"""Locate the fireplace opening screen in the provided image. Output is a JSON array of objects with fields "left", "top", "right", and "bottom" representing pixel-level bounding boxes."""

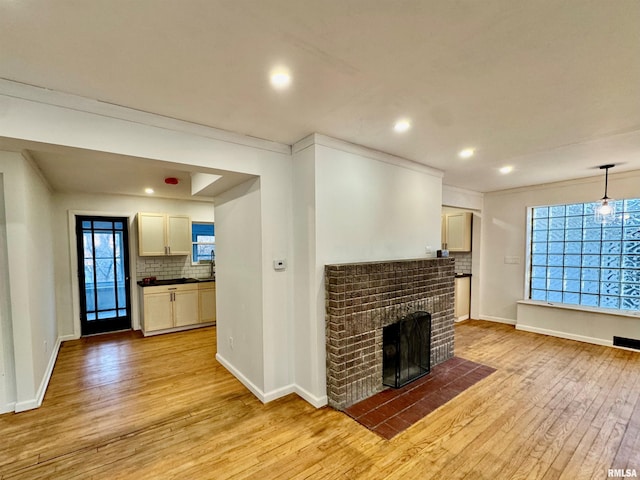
[{"left": 382, "top": 311, "right": 432, "bottom": 388}]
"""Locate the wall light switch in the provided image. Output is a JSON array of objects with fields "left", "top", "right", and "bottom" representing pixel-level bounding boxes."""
[{"left": 273, "top": 259, "right": 287, "bottom": 271}]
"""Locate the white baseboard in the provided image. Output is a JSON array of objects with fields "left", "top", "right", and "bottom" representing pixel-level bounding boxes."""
[
  {"left": 294, "top": 385, "right": 328, "bottom": 408},
  {"left": 515, "top": 324, "right": 612, "bottom": 347},
  {"left": 215, "top": 353, "right": 328, "bottom": 408},
  {"left": 15, "top": 335, "right": 63, "bottom": 413},
  {"left": 479, "top": 315, "right": 517, "bottom": 325},
  {"left": 0, "top": 401, "right": 16, "bottom": 414},
  {"left": 263, "top": 384, "right": 296, "bottom": 403},
  {"left": 215, "top": 353, "right": 268, "bottom": 403},
  {"left": 455, "top": 314, "right": 470, "bottom": 322}
]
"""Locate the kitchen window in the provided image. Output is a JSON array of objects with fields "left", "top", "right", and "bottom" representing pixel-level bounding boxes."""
[
  {"left": 192, "top": 222, "right": 215, "bottom": 264},
  {"left": 528, "top": 198, "right": 640, "bottom": 311}
]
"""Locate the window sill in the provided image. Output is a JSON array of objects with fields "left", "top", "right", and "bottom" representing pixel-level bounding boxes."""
[{"left": 517, "top": 299, "right": 640, "bottom": 319}]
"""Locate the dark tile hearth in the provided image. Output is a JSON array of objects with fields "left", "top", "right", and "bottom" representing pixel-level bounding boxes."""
[{"left": 344, "top": 357, "right": 496, "bottom": 440}]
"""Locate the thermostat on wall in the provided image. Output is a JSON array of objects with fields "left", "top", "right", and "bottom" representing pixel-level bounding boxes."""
[{"left": 273, "top": 259, "right": 287, "bottom": 271}]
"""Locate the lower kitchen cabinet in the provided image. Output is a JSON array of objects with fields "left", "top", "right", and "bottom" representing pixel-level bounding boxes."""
[
  {"left": 140, "top": 282, "right": 215, "bottom": 335},
  {"left": 142, "top": 289, "right": 175, "bottom": 331},
  {"left": 174, "top": 287, "right": 199, "bottom": 327},
  {"left": 454, "top": 275, "right": 471, "bottom": 321},
  {"left": 198, "top": 282, "right": 216, "bottom": 324}
]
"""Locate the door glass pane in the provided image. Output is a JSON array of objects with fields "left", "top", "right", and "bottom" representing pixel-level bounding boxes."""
[
  {"left": 116, "top": 257, "right": 126, "bottom": 309},
  {"left": 83, "top": 232, "right": 93, "bottom": 258},
  {"left": 98, "top": 310, "right": 117, "bottom": 319},
  {"left": 96, "top": 257, "right": 116, "bottom": 311},
  {"left": 115, "top": 231, "right": 123, "bottom": 257},
  {"left": 84, "top": 258, "right": 95, "bottom": 313},
  {"left": 94, "top": 232, "right": 114, "bottom": 260}
]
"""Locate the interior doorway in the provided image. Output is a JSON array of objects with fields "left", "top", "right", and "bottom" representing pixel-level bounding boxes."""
[{"left": 76, "top": 216, "right": 132, "bottom": 335}]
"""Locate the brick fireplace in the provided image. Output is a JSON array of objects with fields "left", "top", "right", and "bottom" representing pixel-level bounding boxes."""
[{"left": 325, "top": 258, "right": 455, "bottom": 410}]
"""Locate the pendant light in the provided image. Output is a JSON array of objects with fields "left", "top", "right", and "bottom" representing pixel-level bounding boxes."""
[{"left": 595, "top": 164, "right": 615, "bottom": 224}]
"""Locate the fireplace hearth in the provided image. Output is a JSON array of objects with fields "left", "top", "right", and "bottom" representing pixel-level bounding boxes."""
[
  {"left": 325, "top": 258, "right": 455, "bottom": 410},
  {"left": 383, "top": 311, "right": 432, "bottom": 388}
]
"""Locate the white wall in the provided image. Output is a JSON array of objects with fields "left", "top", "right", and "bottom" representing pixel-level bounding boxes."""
[
  {"left": 291, "top": 142, "right": 318, "bottom": 404},
  {"left": 442, "top": 184, "right": 484, "bottom": 211},
  {"left": 292, "top": 135, "right": 444, "bottom": 405},
  {"left": 315, "top": 143, "right": 443, "bottom": 263},
  {"left": 517, "top": 302, "right": 640, "bottom": 347},
  {"left": 52, "top": 191, "right": 215, "bottom": 338},
  {"left": 481, "top": 169, "right": 640, "bottom": 327},
  {"left": 0, "top": 151, "right": 57, "bottom": 412},
  {"left": 0, "top": 173, "right": 17, "bottom": 413},
  {"left": 214, "top": 178, "right": 264, "bottom": 394}
]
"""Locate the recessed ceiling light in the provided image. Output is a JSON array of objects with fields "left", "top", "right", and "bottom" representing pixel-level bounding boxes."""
[
  {"left": 145, "top": 188, "right": 154, "bottom": 194},
  {"left": 459, "top": 148, "right": 475, "bottom": 159},
  {"left": 270, "top": 69, "right": 292, "bottom": 90},
  {"left": 393, "top": 119, "right": 411, "bottom": 133},
  {"left": 499, "top": 166, "right": 513, "bottom": 174}
]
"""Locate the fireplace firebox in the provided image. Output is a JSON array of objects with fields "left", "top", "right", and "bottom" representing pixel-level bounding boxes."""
[{"left": 383, "top": 311, "right": 432, "bottom": 388}]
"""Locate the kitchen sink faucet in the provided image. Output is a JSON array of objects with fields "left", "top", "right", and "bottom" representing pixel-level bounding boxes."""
[{"left": 210, "top": 249, "right": 215, "bottom": 279}]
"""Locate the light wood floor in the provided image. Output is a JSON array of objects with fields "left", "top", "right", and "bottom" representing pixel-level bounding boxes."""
[{"left": 1, "top": 321, "right": 639, "bottom": 479}]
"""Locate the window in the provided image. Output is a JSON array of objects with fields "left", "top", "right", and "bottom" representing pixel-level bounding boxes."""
[
  {"left": 192, "top": 222, "right": 215, "bottom": 264},
  {"left": 529, "top": 198, "right": 640, "bottom": 311}
]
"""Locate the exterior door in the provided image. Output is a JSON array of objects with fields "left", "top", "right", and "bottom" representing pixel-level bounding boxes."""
[{"left": 76, "top": 216, "right": 132, "bottom": 335}]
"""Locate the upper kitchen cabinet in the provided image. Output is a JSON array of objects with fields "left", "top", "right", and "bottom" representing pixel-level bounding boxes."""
[
  {"left": 443, "top": 212, "right": 472, "bottom": 252},
  {"left": 138, "top": 212, "right": 191, "bottom": 256}
]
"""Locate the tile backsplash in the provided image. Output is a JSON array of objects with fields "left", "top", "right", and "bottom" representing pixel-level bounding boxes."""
[
  {"left": 136, "top": 256, "right": 214, "bottom": 281},
  {"left": 450, "top": 251, "right": 472, "bottom": 275}
]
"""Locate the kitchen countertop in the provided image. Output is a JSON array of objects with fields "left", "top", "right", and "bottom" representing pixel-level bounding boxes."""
[{"left": 137, "top": 277, "right": 215, "bottom": 287}]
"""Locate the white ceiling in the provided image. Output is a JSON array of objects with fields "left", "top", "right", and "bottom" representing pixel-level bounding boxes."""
[
  {"left": 0, "top": 137, "right": 255, "bottom": 201},
  {"left": 28, "top": 148, "right": 255, "bottom": 201},
  {"left": 1, "top": 0, "right": 639, "bottom": 194}
]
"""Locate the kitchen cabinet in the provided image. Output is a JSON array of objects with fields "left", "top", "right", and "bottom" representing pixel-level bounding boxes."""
[
  {"left": 443, "top": 212, "right": 472, "bottom": 252},
  {"left": 454, "top": 275, "right": 471, "bottom": 321},
  {"left": 138, "top": 212, "right": 191, "bottom": 256},
  {"left": 198, "top": 282, "right": 216, "bottom": 324},
  {"left": 174, "top": 287, "right": 199, "bottom": 327},
  {"left": 140, "top": 283, "right": 200, "bottom": 335}
]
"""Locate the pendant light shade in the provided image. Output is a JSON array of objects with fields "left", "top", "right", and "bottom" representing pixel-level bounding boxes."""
[{"left": 595, "top": 164, "right": 616, "bottom": 224}]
